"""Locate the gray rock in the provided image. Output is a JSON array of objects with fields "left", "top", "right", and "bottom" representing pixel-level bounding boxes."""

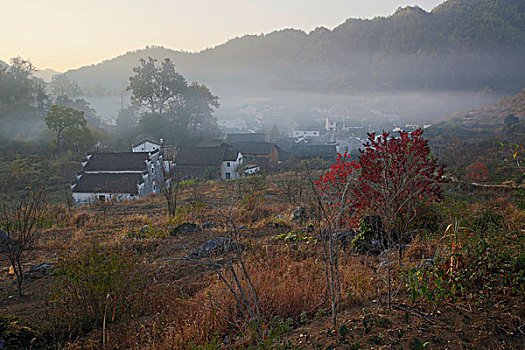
[
  {"left": 189, "top": 237, "right": 245, "bottom": 259},
  {"left": 0, "top": 229, "right": 16, "bottom": 253},
  {"left": 291, "top": 206, "right": 304, "bottom": 220},
  {"left": 202, "top": 222, "right": 217, "bottom": 229},
  {"left": 171, "top": 223, "right": 202, "bottom": 236},
  {"left": 140, "top": 225, "right": 149, "bottom": 233},
  {"left": 23, "top": 262, "right": 54, "bottom": 280}
]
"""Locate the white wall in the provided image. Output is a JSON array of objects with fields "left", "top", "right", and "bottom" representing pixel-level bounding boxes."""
[
  {"left": 72, "top": 192, "right": 136, "bottom": 205},
  {"left": 132, "top": 141, "right": 160, "bottom": 153},
  {"left": 221, "top": 153, "right": 243, "bottom": 180},
  {"left": 293, "top": 130, "right": 319, "bottom": 138}
]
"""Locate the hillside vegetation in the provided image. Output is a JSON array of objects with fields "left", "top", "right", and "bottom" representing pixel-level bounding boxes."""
[{"left": 66, "top": 0, "right": 525, "bottom": 94}]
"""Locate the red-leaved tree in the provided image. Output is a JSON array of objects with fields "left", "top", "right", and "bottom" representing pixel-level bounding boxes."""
[
  {"left": 466, "top": 162, "right": 489, "bottom": 182},
  {"left": 358, "top": 129, "right": 444, "bottom": 307}
]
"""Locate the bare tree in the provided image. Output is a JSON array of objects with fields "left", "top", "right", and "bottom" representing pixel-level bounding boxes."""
[
  {"left": 0, "top": 187, "right": 46, "bottom": 297},
  {"left": 168, "top": 180, "right": 261, "bottom": 327},
  {"left": 309, "top": 153, "right": 361, "bottom": 326},
  {"left": 159, "top": 143, "right": 182, "bottom": 216}
]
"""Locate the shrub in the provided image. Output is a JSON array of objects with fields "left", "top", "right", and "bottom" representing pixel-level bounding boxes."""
[
  {"left": 73, "top": 211, "right": 90, "bottom": 228},
  {"left": 47, "top": 245, "right": 148, "bottom": 342}
]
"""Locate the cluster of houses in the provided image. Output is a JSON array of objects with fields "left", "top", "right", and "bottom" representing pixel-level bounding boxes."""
[{"left": 71, "top": 129, "right": 345, "bottom": 205}]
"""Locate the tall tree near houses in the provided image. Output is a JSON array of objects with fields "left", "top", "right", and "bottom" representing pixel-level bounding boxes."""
[
  {"left": 127, "top": 57, "right": 186, "bottom": 114},
  {"left": 128, "top": 57, "right": 219, "bottom": 145},
  {"left": 46, "top": 105, "right": 87, "bottom": 154}
]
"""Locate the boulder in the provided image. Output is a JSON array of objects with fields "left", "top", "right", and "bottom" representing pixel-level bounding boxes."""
[
  {"left": 0, "top": 229, "right": 16, "bottom": 253},
  {"left": 202, "top": 222, "right": 217, "bottom": 229},
  {"left": 23, "top": 263, "right": 54, "bottom": 280},
  {"left": 189, "top": 237, "right": 245, "bottom": 259},
  {"left": 171, "top": 223, "right": 202, "bottom": 236},
  {"left": 291, "top": 206, "right": 304, "bottom": 220}
]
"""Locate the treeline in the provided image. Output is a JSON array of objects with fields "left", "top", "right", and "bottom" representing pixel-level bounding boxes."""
[{"left": 66, "top": 0, "right": 525, "bottom": 94}]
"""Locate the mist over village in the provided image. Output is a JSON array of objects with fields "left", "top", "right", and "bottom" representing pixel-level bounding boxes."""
[{"left": 0, "top": 0, "right": 524, "bottom": 349}]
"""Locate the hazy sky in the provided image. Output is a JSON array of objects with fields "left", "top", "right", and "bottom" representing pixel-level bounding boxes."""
[{"left": 1, "top": 0, "right": 444, "bottom": 71}]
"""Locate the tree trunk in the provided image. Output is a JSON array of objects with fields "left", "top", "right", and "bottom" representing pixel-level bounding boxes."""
[{"left": 56, "top": 129, "right": 63, "bottom": 155}]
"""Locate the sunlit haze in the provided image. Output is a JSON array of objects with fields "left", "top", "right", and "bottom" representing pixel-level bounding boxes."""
[{"left": 1, "top": 0, "right": 444, "bottom": 71}]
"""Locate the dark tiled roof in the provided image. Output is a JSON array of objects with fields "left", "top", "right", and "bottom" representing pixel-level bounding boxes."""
[
  {"left": 173, "top": 166, "right": 219, "bottom": 180},
  {"left": 73, "top": 173, "right": 144, "bottom": 194},
  {"left": 175, "top": 147, "right": 224, "bottom": 166},
  {"left": 233, "top": 142, "right": 277, "bottom": 156},
  {"left": 289, "top": 144, "right": 337, "bottom": 159},
  {"left": 84, "top": 152, "right": 149, "bottom": 172},
  {"left": 227, "top": 133, "right": 265, "bottom": 143},
  {"left": 195, "top": 139, "right": 232, "bottom": 148},
  {"left": 223, "top": 149, "right": 240, "bottom": 161}
]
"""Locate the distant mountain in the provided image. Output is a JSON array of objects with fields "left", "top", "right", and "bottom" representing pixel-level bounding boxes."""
[
  {"left": 65, "top": 0, "right": 524, "bottom": 96},
  {"left": 34, "top": 68, "right": 61, "bottom": 82}
]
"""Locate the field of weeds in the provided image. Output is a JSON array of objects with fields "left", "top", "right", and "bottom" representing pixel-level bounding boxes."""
[{"left": 0, "top": 176, "right": 524, "bottom": 349}]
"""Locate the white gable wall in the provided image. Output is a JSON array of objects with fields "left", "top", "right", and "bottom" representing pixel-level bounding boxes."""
[
  {"left": 221, "top": 153, "right": 243, "bottom": 180},
  {"left": 132, "top": 141, "right": 160, "bottom": 153}
]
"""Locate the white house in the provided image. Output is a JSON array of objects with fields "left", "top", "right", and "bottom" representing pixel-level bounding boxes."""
[
  {"left": 293, "top": 127, "right": 320, "bottom": 139},
  {"left": 72, "top": 151, "right": 164, "bottom": 205},
  {"left": 132, "top": 137, "right": 161, "bottom": 153},
  {"left": 325, "top": 117, "right": 337, "bottom": 132},
  {"left": 221, "top": 149, "right": 243, "bottom": 180}
]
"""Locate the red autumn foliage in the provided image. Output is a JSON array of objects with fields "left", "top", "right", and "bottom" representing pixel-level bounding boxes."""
[
  {"left": 466, "top": 162, "right": 489, "bottom": 181},
  {"left": 314, "top": 151, "right": 362, "bottom": 229},
  {"left": 316, "top": 129, "right": 445, "bottom": 238},
  {"left": 358, "top": 129, "right": 445, "bottom": 235}
]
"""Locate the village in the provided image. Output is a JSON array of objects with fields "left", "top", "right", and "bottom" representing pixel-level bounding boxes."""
[{"left": 72, "top": 114, "right": 431, "bottom": 205}]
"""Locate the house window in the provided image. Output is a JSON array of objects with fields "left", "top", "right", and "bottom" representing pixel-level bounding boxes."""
[
  {"left": 227, "top": 162, "right": 231, "bottom": 167},
  {"left": 226, "top": 172, "right": 231, "bottom": 179}
]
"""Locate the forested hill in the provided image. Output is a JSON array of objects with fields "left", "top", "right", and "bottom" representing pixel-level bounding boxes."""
[
  {"left": 427, "top": 88, "right": 525, "bottom": 142},
  {"left": 66, "top": 0, "right": 525, "bottom": 94}
]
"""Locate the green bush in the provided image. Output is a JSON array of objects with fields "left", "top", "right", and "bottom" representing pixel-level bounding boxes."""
[{"left": 47, "top": 245, "right": 148, "bottom": 342}]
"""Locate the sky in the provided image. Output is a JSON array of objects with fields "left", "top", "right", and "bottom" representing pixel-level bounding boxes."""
[{"left": 0, "top": 0, "right": 444, "bottom": 72}]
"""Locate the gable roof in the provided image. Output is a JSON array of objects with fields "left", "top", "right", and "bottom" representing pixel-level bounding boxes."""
[
  {"left": 72, "top": 173, "right": 144, "bottom": 194},
  {"left": 227, "top": 133, "right": 265, "bottom": 143},
  {"left": 233, "top": 142, "right": 278, "bottom": 156},
  {"left": 223, "top": 149, "right": 241, "bottom": 161},
  {"left": 175, "top": 147, "right": 224, "bottom": 166},
  {"left": 84, "top": 152, "right": 149, "bottom": 172},
  {"left": 132, "top": 136, "right": 160, "bottom": 148}
]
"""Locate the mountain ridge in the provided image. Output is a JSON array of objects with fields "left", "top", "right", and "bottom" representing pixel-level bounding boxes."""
[{"left": 64, "top": 0, "right": 524, "bottom": 98}]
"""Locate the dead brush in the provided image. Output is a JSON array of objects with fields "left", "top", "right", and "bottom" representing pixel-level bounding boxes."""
[
  {"left": 73, "top": 211, "right": 91, "bottom": 228},
  {"left": 126, "top": 214, "right": 150, "bottom": 227}
]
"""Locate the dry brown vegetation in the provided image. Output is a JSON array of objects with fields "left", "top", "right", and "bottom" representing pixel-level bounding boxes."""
[{"left": 0, "top": 177, "right": 524, "bottom": 349}]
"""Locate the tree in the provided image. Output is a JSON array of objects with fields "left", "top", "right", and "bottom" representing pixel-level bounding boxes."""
[
  {"left": 314, "top": 151, "right": 362, "bottom": 326},
  {"left": 49, "top": 74, "right": 82, "bottom": 99},
  {"left": 46, "top": 105, "right": 87, "bottom": 154},
  {"left": 269, "top": 124, "right": 280, "bottom": 142},
  {"left": 55, "top": 95, "right": 100, "bottom": 126},
  {"left": 127, "top": 57, "right": 186, "bottom": 114},
  {"left": 358, "top": 129, "right": 444, "bottom": 307},
  {"left": 166, "top": 82, "right": 220, "bottom": 144},
  {"left": 0, "top": 187, "right": 46, "bottom": 297},
  {"left": 127, "top": 57, "right": 219, "bottom": 145},
  {"left": 466, "top": 162, "right": 489, "bottom": 181}
]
